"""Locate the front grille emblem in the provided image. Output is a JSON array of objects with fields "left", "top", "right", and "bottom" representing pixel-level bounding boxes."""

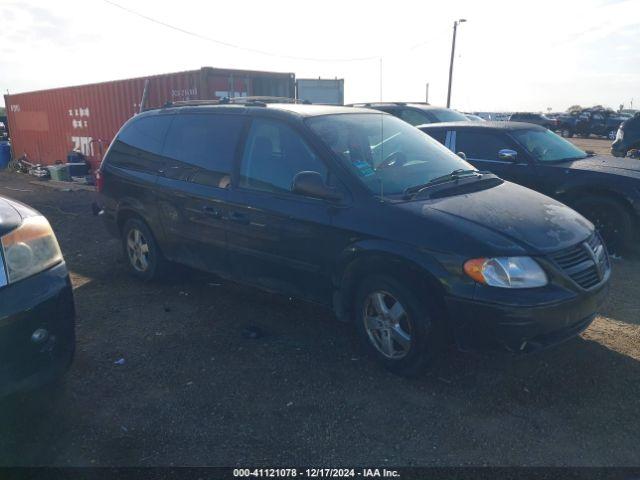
[{"left": 583, "top": 239, "right": 606, "bottom": 280}]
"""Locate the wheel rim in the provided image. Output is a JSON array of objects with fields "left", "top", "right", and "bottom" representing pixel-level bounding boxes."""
[
  {"left": 363, "top": 291, "right": 412, "bottom": 359},
  {"left": 126, "top": 228, "right": 151, "bottom": 272},
  {"left": 608, "top": 130, "right": 616, "bottom": 140}
]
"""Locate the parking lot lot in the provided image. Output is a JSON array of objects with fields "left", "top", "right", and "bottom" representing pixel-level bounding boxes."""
[
  {"left": 569, "top": 137, "right": 614, "bottom": 157},
  {"left": 0, "top": 168, "right": 639, "bottom": 466}
]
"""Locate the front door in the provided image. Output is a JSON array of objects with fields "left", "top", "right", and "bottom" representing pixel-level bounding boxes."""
[
  {"left": 450, "top": 129, "right": 537, "bottom": 189},
  {"left": 226, "top": 117, "right": 344, "bottom": 303}
]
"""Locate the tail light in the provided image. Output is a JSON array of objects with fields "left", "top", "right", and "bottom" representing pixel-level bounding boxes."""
[{"left": 95, "top": 169, "right": 104, "bottom": 193}]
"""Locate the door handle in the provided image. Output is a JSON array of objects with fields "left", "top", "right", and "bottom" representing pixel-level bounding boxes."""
[
  {"left": 228, "top": 211, "right": 250, "bottom": 224},
  {"left": 201, "top": 205, "right": 222, "bottom": 219}
]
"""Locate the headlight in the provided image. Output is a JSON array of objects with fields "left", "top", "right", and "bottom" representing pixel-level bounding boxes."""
[
  {"left": 1, "top": 216, "right": 63, "bottom": 284},
  {"left": 616, "top": 128, "right": 624, "bottom": 141},
  {"left": 464, "top": 256, "right": 548, "bottom": 288}
]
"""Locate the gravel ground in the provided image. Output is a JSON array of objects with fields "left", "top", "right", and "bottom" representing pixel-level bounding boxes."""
[
  {"left": 568, "top": 137, "right": 614, "bottom": 156},
  {"left": 0, "top": 170, "right": 639, "bottom": 467}
]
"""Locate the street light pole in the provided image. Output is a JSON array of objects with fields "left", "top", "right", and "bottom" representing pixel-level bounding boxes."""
[{"left": 446, "top": 18, "right": 466, "bottom": 108}]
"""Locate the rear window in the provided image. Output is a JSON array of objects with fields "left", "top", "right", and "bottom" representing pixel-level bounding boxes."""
[
  {"left": 117, "top": 115, "right": 172, "bottom": 155},
  {"left": 426, "top": 108, "right": 469, "bottom": 123}
]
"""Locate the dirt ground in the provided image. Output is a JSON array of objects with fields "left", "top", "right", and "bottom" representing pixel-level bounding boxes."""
[
  {"left": 568, "top": 137, "right": 613, "bottom": 156},
  {"left": 0, "top": 170, "right": 639, "bottom": 467}
]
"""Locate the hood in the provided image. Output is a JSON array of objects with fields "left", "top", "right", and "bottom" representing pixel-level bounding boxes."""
[
  {"left": 397, "top": 182, "right": 593, "bottom": 254},
  {"left": 555, "top": 155, "right": 640, "bottom": 180},
  {"left": 0, "top": 196, "right": 24, "bottom": 237}
]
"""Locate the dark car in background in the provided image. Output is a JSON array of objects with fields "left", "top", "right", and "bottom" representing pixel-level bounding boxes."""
[
  {"left": 347, "top": 102, "right": 470, "bottom": 126},
  {"left": 612, "top": 113, "right": 640, "bottom": 158},
  {"left": 0, "top": 196, "right": 75, "bottom": 397},
  {"left": 558, "top": 109, "right": 625, "bottom": 140},
  {"left": 419, "top": 121, "right": 640, "bottom": 253},
  {"left": 98, "top": 102, "right": 609, "bottom": 376},
  {"left": 508, "top": 112, "right": 556, "bottom": 129}
]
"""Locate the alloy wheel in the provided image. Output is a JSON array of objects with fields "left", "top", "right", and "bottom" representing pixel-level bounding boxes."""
[
  {"left": 126, "top": 228, "right": 151, "bottom": 272},
  {"left": 362, "top": 291, "right": 412, "bottom": 359}
]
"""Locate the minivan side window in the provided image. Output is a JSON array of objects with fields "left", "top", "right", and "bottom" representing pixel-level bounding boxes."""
[
  {"left": 239, "top": 118, "right": 327, "bottom": 194},
  {"left": 111, "top": 115, "right": 173, "bottom": 172},
  {"left": 162, "top": 113, "right": 244, "bottom": 188},
  {"left": 455, "top": 131, "right": 517, "bottom": 161}
]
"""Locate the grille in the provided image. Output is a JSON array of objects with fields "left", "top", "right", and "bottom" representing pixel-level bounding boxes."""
[{"left": 549, "top": 234, "right": 609, "bottom": 289}]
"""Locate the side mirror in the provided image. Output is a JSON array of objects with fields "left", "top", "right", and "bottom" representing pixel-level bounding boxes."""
[
  {"left": 498, "top": 149, "right": 518, "bottom": 162},
  {"left": 456, "top": 151, "right": 467, "bottom": 161},
  {"left": 291, "top": 171, "right": 343, "bottom": 202}
]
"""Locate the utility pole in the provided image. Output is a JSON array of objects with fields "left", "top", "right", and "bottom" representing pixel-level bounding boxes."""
[
  {"left": 425, "top": 83, "right": 429, "bottom": 103},
  {"left": 446, "top": 19, "right": 466, "bottom": 108}
]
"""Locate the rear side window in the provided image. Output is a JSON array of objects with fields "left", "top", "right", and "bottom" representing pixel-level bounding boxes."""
[
  {"left": 118, "top": 115, "right": 172, "bottom": 155},
  {"left": 455, "top": 131, "right": 516, "bottom": 161},
  {"left": 162, "top": 113, "right": 245, "bottom": 187}
]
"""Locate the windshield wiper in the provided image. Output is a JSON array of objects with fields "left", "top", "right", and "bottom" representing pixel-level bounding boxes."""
[{"left": 403, "top": 169, "right": 485, "bottom": 198}]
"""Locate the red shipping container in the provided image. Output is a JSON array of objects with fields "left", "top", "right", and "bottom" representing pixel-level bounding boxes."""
[{"left": 4, "top": 67, "right": 295, "bottom": 169}]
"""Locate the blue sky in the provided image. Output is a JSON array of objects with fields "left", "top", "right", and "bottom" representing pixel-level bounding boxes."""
[{"left": 1, "top": 0, "right": 638, "bottom": 111}]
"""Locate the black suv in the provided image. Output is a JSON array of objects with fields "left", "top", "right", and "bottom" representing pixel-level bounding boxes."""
[
  {"left": 558, "top": 109, "right": 625, "bottom": 140},
  {"left": 611, "top": 113, "right": 640, "bottom": 158},
  {"left": 348, "top": 102, "right": 469, "bottom": 126},
  {"left": 508, "top": 112, "right": 556, "bottom": 129},
  {"left": 418, "top": 121, "right": 640, "bottom": 253},
  {"left": 98, "top": 103, "right": 610, "bottom": 376}
]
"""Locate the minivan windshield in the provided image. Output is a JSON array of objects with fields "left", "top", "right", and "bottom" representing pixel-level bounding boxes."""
[
  {"left": 511, "top": 128, "right": 588, "bottom": 162},
  {"left": 307, "top": 113, "right": 475, "bottom": 196}
]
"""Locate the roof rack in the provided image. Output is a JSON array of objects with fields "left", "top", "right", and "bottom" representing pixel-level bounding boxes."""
[
  {"left": 161, "top": 96, "right": 306, "bottom": 109},
  {"left": 348, "top": 101, "right": 431, "bottom": 107},
  {"left": 348, "top": 102, "right": 406, "bottom": 107}
]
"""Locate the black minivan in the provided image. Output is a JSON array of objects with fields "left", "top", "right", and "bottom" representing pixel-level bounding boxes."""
[{"left": 98, "top": 102, "right": 610, "bottom": 376}]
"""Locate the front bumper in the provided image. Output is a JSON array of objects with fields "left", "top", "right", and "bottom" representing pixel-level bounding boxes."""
[
  {"left": 445, "top": 279, "right": 609, "bottom": 353},
  {"left": 0, "top": 261, "right": 76, "bottom": 397}
]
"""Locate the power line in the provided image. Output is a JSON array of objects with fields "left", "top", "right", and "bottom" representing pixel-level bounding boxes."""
[{"left": 102, "top": 0, "right": 381, "bottom": 63}]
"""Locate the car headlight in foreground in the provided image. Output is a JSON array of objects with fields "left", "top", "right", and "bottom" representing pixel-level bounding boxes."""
[
  {"left": 1, "top": 216, "right": 63, "bottom": 284},
  {"left": 464, "top": 257, "right": 548, "bottom": 288}
]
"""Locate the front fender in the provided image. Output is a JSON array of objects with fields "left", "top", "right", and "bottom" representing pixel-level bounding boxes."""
[{"left": 331, "top": 238, "right": 477, "bottom": 321}]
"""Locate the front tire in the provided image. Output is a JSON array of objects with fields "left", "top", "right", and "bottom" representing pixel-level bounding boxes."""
[
  {"left": 571, "top": 195, "right": 635, "bottom": 254},
  {"left": 608, "top": 129, "right": 617, "bottom": 141},
  {"left": 353, "top": 274, "right": 444, "bottom": 377},
  {"left": 121, "top": 218, "right": 167, "bottom": 281}
]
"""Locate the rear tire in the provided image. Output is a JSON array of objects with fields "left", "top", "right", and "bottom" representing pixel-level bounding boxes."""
[
  {"left": 607, "top": 130, "right": 617, "bottom": 141},
  {"left": 121, "top": 218, "right": 167, "bottom": 281},
  {"left": 353, "top": 274, "right": 445, "bottom": 377},
  {"left": 571, "top": 195, "right": 635, "bottom": 254}
]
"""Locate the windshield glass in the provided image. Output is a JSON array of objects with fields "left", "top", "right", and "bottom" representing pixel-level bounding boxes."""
[
  {"left": 306, "top": 113, "right": 474, "bottom": 195},
  {"left": 428, "top": 108, "right": 469, "bottom": 123},
  {"left": 511, "top": 128, "right": 587, "bottom": 162}
]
